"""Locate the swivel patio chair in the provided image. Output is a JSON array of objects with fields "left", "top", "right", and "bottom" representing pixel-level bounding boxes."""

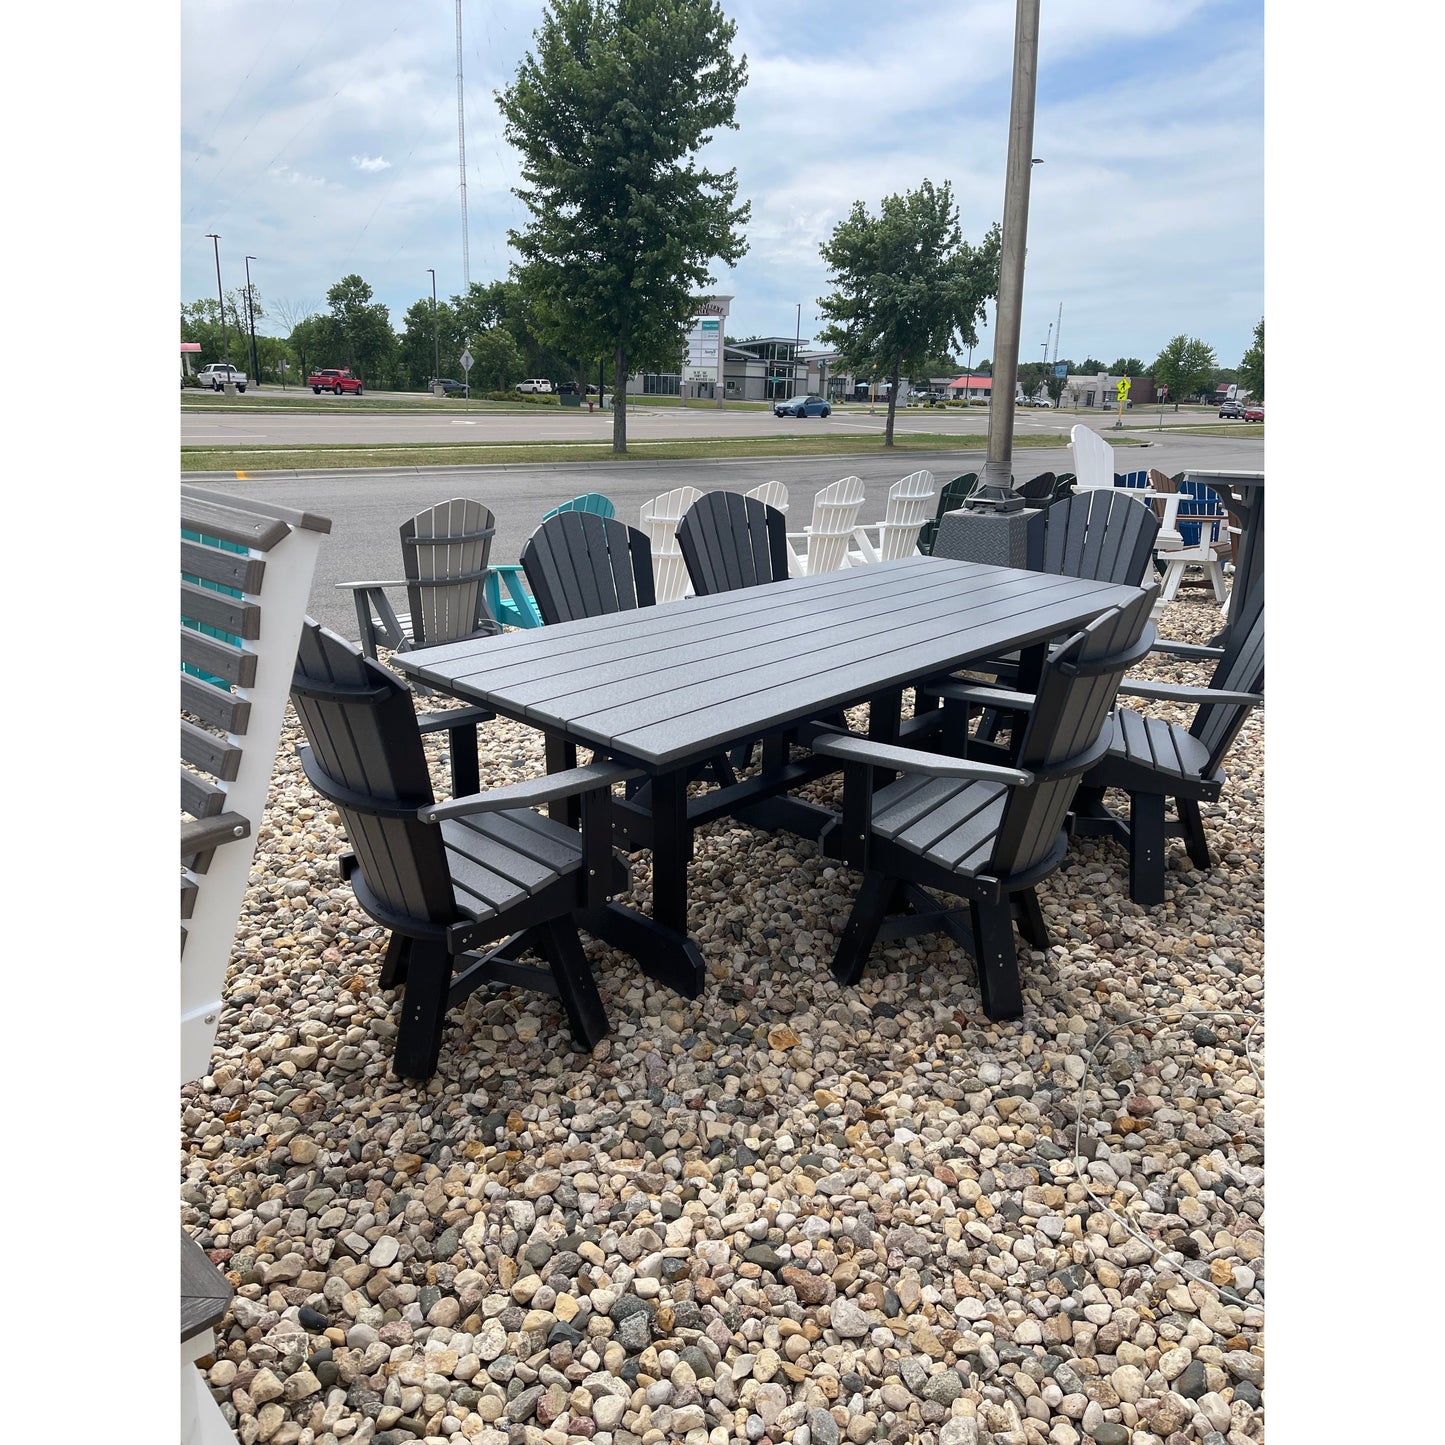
[
  {"left": 639, "top": 486, "right": 703, "bottom": 603},
  {"left": 1072, "top": 588, "right": 1263, "bottom": 904},
  {"left": 290, "top": 620, "right": 647, "bottom": 1079},
  {"left": 809, "top": 586, "right": 1156, "bottom": 1018}
]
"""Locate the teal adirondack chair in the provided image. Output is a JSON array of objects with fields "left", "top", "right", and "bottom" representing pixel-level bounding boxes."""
[{"left": 540, "top": 493, "right": 616, "bottom": 522}]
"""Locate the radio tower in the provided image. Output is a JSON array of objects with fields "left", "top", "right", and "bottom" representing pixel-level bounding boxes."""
[{"left": 455, "top": 0, "right": 471, "bottom": 289}]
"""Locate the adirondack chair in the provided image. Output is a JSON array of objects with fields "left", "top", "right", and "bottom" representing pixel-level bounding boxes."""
[
  {"left": 180, "top": 485, "right": 330, "bottom": 1445},
  {"left": 1069, "top": 424, "right": 1118, "bottom": 490},
  {"left": 808, "top": 586, "right": 1156, "bottom": 1018},
  {"left": 1114, "top": 469, "right": 1152, "bottom": 490},
  {"left": 1154, "top": 478, "right": 1232, "bottom": 603},
  {"left": 1050, "top": 472, "right": 1077, "bottom": 505},
  {"left": 785, "top": 475, "right": 866, "bottom": 576},
  {"left": 290, "top": 620, "right": 646, "bottom": 1079},
  {"left": 541, "top": 492, "right": 617, "bottom": 522},
  {"left": 1072, "top": 588, "right": 1263, "bottom": 904},
  {"left": 1015, "top": 471, "right": 1056, "bottom": 505},
  {"left": 678, "top": 491, "right": 791, "bottom": 595},
  {"left": 639, "top": 486, "right": 703, "bottom": 603},
  {"left": 336, "top": 498, "right": 508, "bottom": 658},
  {"left": 521, "top": 511, "right": 655, "bottom": 624},
  {"left": 917, "top": 473, "right": 979, "bottom": 555},
  {"left": 744, "top": 480, "right": 790, "bottom": 514},
  {"left": 849, "top": 469, "right": 937, "bottom": 564}
]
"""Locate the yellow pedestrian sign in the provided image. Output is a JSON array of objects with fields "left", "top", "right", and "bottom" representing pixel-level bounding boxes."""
[{"left": 1112, "top": 376, "right": 1131, "bottom": 429}]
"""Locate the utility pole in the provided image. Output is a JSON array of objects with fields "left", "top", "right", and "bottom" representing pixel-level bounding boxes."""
[
  {"left": 427, "top": 268, "right": 440, "bottom": 382},
  {"left": 982, "top": 0, "right": 1041, "bottom": 492},
  {"left": 244, "top": 255, "right": 260, "bottom": 386},
  {"left": 455, "top": 0, "right": 471, "bottom": 288},
  {"left": 793, "top": 302, "right": 802, "bottom": 398},
  {"left": 206, "top": 233, "right": 229, "bottom": 363}
]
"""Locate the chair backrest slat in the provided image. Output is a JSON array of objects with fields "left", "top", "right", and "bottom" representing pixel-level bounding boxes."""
[
  {"left": 401, "top": 499, "right": 498, "bottom": 647},
  {"left": 522, "top": 512, "right": 656, "bottom": 624},
  {"left": 678, "top": 492, "right": 790, "bottom": 596},
  {"left": 991, "top": 587, "right": 1156, "bottom": 876}
]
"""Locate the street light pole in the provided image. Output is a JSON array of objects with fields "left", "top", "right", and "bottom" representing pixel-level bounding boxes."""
[
  {"left": 244, "top": 255, "right": 260, "bottom": 387},
  {"left": 427, "top": 268, "right": 440, "bottom": 383},
  {"left": 793, "top": 302, "right": 801, "bottom": 398},
  {"left": 206, "top": 233, "right": 229, "bottom": 363},
  {"left": 982, "top": 0, "right": 1041, "bottom": 491}
]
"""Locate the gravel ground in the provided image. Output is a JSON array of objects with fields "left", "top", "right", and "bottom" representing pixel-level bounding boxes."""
[{"left": 181, "top": 587, "right": 1263, "bottom": 1445}]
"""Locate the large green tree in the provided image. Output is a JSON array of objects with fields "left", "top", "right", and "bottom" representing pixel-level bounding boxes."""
[
  {"left": 324, "top": 274, "right": 395, "bottom": 382},
  {"left": 817, "top": 180, "right": 1000, "bottom": 446},
  {"left": 1239, "top": 317, "right": 1264, "bottom": 400},
  {"left": 1152, "top": 334, "right": 1218, "bottom": 410},
  {"left": 497, "top": 0, "right": 750, "bottom": 453}
]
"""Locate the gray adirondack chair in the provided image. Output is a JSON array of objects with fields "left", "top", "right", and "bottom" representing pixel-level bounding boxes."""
[
  {"left": 677, "top": 491, "right": 791, "bottom": 595},
  {"left": 521, "top": 511, "right": 656, "bottom": 624},
  {"left": 1072, "top": 587, "right": 1264, "bottom": 904},
  {"left": 290, "top": 620, "right": 645, "bottom": 1080},
  {"left": 810, "top": 586, "right": 1157, "bottom": 1019},
  {"left": 337, "top": 498, "right": 501, "bottom": 660}
]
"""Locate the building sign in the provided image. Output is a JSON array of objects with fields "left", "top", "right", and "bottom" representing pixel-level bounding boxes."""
[{"left": 680, "top": 297, "right": 730, "bottom": 398}]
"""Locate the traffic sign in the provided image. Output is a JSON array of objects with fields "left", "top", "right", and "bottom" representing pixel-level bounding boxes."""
[
  {"left": 460, "top": 349, "right": 474, "bottom": 372},
  {"left": 1116, "top": 377, "right": 1131, "bottom": 398}
]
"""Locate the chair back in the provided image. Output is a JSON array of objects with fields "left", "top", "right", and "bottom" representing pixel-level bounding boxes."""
[
  {"left": 745, "top": 480, "right": 789, "bottom": 515},
  {"left": 1173, "top": 478, "right": 1229, "bottom": 551},
  {"left": 869, "top": 471, "right": 938, "bottom": 561},
  {"left": 640, "top": 486, "right": 703, "bottom": 602},
  {"left": 1050, "top": 473, "right": 1077, "bottom": 505},
  {"left": 991, "top": 586, "right": 1157, "bottom": 877},
  {"left": 1114, "top": 469, "right": 1151, "bottom": 490},
  {"left": 1068, "top": 424, "right": 1117, "bottom": 490},
  {"left": 1041, "top": 488, "right": 1161, "bottom": 585},
  {"left": 522, "top": 511, "right": 656, "bottom": 624},
  {"left": 918, "top": 473, "right": 979, "bottom": 554},
  {"left": 1190, "top": 588, "right": 1264, "bottom": 775},
  {"left": 678, "top": 491, "right": 790, "bottom": 595},
  {"left": 541, "top": 492, "right": 616, "bottom": 522},
  {"left": 290, "top": 621, "right": 458, "bottom": 928},
  {"left": 803, "top": 475, "right": 867, "bottom": 574},
  {"left": 1015, "top": 472, "right": 1055, "bottom": 504},
  {"left": 400, "top": 499, "right": 498, "bottom": 647}
]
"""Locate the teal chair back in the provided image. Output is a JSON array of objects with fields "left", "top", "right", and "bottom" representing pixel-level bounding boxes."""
[{"left": 542, "top": 493, "right": 616, "bottom": 522}]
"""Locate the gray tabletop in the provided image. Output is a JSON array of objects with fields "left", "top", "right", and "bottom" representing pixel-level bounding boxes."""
[{"left": 395, "top": 557, "right": 1145, "bottom": 769}]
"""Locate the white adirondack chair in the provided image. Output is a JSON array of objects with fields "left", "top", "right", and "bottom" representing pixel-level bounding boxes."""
[
  {"left": 745, "top": 480, "right": 790, "bottom": 515},
  {"left": 640, "top": 485, "right": 703, "bottom": 602},
  {"left": 786, "top": 475, "right": 866, "bottom": 576},
  {"left": 849, "top": 469, "right": 937, "bottom": 564},
  {"left": 1154, "top": 479, "right": 1231, "bottom": 605},
  {"left": 1069, "top": 424, "right": 1118, "bottom": 491}
]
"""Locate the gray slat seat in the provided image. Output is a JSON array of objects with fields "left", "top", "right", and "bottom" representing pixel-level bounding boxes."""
[
  {"left": 292, "top": 618, "right": 644, "bottom": 1080},
  {"left": 869, "top": 775, "right": 1009, "bottom": 872},
  {"left": 1073, "top": 586, "right": 1264, "bottom": 904}
]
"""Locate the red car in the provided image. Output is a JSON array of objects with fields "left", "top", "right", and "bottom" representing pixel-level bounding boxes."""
[
  {"left": 308, "top": 367, "right": 364, "bottom": 395},
  {"left": 1243, "top": 404, "right": 1264, "bottom": 421}
]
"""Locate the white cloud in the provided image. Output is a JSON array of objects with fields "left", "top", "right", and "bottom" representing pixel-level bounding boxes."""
[{"left": 352, "top": 155, "right": 392, "bottom": 172}]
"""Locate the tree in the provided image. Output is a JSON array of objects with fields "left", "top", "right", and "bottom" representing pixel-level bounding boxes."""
[
  {"left": 1110, "top": 357, "right": 1145, "bottom": 376},
  {"left": 324, "top": 274, "right": 395, "bottom": 382},
  {"left": 497, "top": 0, "right": 750, "bottom": 454},
  {"left": 1016, "top": 361, "right": 1051, "bottom": 403},
  {"left": 1077, "top": 356, "right": 1106, "bottom": 374},
  {"left": 817, "top": 179, "right": 1000, "bottom": 446},
  {"left": 1239, "top": 318, "right": 1263, "bottom": 400},
  {"left": 1151, "top": 335, "right": 1217, "bottom": 411}
]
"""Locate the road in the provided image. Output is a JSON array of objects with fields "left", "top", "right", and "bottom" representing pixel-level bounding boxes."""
[
  {"left": 190, "top": 431, "right": 1264, "bottom": 637},
  {"left": 180, "top": 400, "right": 1228, "bottom": 448}
]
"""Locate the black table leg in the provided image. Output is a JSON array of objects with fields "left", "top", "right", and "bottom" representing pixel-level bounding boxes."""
[
  {"left": 649, "top": 768, "right": 692, "bottom": 936},
  {"left": 545, "top": 731, "right": 580, "bottom": 825}
]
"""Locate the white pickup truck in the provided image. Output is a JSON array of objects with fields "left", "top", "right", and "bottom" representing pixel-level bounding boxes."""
[{"left": 196, "top": 363, "right": 248, "bottom": 392}]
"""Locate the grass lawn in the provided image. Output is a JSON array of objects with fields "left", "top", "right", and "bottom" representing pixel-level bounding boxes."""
[
  {"left": 1127, "top": 423, "right": 1265, "bottom": 439},
  {"left": 181, "top": 429, "right": 1148, "bottom": 475}
]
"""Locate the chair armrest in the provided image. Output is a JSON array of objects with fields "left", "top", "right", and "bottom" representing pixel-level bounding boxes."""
[
  {"left": 928, "top": 680, "right": 1038, "bottom": 712},
  {"left": 418, "top": 761, "right": 644, "bottom": 822},
  {"left": 1150, "top": 638, "right": 1225, "bottom": 660},
  {"left": 805, "top": 728, "right": 1032, "bottom": 786},
  {"left": 415, "top": 705, "right": 496, "bottom": 735},
  {"left": 1117, "top": 679, "right": 1262, "bottom": 706},
  {"left": 335, "top": 579, "right": 407, "bottom": 591}
]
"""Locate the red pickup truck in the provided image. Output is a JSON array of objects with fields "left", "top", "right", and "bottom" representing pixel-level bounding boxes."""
[{"left": 308, "top": 368, "right": 364, "bottom": 396}]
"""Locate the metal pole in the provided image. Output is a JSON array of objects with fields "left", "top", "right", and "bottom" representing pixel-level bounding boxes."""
[
  {"left": 206, "top": 233, "right": 229, "bottom": 363},
  {"left": 244, "top": 256, "right": 259, "bottom": 386},
  {"left": 794, "top": 302, "right": 801, "bottom": 398},
  {"left": 982, "top": 0, "right": 1041, "bottom": 492},
  {"left": 427, "top": 268, "right": 440, "bottom": 382}
]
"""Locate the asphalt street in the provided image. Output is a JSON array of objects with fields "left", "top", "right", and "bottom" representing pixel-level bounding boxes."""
[{"left": 190, "top": 430, "right": 1264, "bottom": 637}]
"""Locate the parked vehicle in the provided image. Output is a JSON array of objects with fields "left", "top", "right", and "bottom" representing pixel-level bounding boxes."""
[
  {"left": 516, "top": 378, "right": 554, "bottom": 394},
  {"left": 773, "top": 393, "right": 832, "bottom": 418},
  {"left": 197, "top": 363, "right": 247, "bottom": 392},
  {"left": 309, "top": 368, "right": 364, "bottom": 395},
  {"left": 429, "top": 378, "right": 466, "bottom": 394},
  {"left": 557, "top": 381, "right": 581, "bottom": 395},
  {"left": 1243, "top": 404, "right": 1264, "bottom": 422},
  {"left": 1219, "top": 400, "right": 1246, "bottom": 418}
]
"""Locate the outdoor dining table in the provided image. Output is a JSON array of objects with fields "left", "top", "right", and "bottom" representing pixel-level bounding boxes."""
[{"left": 393, "top": 556, "right": 1146, "bottom": 992}]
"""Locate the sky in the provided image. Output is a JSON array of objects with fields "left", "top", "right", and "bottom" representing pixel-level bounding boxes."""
[{"left": 179, "top": 0, "right": 1264, "bottom": 371}]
